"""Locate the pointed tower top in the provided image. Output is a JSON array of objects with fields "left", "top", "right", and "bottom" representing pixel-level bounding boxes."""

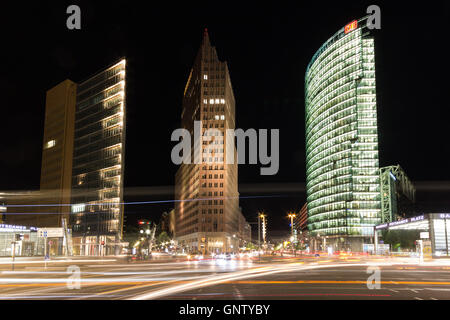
[{"left": 202, "top": 27, "right": 210, "bottom": 47}]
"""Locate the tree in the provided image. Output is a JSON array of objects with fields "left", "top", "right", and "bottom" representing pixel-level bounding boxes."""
[
  {"left": 157, "top": 231, "right": 170, "bottom": 245},
  {"left": 245, "top": 242, "right": 257, "bottom": 250},
  {"left": 381, "top": 229, "right": 420, "bottom": 251},
  {"left": 296, "top": 242, "right": 306, "bottom": 250}
]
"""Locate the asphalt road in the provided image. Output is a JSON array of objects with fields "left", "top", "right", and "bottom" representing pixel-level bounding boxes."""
[{"left": 0, "top": 255, "right": 449, "bottom": 300}]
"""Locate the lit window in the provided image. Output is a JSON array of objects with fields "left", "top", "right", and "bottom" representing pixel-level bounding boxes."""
[
  {"left": 203, "top": 74, "right": 208, "bottom": 80},
  {"left": 220, "top": 99, "right": 225, "bottom": 104},
  {"left": 45, "top": 140, "right": 56, "bottom": 149},
  {"left": 71, "top": 204, "right": 86, "bottom": 213},
  {"left": 220, "top": 115, "right": 225, "bottom": 120},
  {"left": 215, "top": 99, "right": 220, "bottom": 104},
  {"left": 203, "top": 99, "right": 208, "bottom": 104},
  {"left": 209, "top": 99, "right": 214, "bottom": 104},
  {"left": 215, "top": 115, "right": 220, "bottom": 120}
]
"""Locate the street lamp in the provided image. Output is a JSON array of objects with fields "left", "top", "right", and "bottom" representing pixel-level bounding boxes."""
[
  {"left": 258, "top": 213, "right": 266, "bottom": 259},
  {"left": 287, "top": 212, "right": 296, "bottom": 255},
  {"left": 258, "top": 213, "right": 267, "bottom": 252}
]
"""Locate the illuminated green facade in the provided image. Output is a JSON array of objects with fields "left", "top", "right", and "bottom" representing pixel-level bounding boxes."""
[{"left": 305, "top": 17, "right": 381, "bottom": 249}]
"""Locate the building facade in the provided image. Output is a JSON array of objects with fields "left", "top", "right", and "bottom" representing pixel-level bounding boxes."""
[
  {"left": 160, "top": 209, "right": 176, "bottom": 237},
  {"left": 4, "top": 60, "right": 127, "bottom": 256},
  {"left": 39, "top": 79, "right": 78, "bottom": 228},
  {"left": 175, "top": 30, "right": 247, "bottom": 254},
  {"left": 6, "top": 81, "right": 77, "bottom": 230},
  {"left": 294, "top": 203, "right": 308, "bottom": 232},
  {"left": 70, "top": 59, "right": 127, "bottom": 256},
  {"left": 305, "top": 17, "right": 381, "bottom": 251}
]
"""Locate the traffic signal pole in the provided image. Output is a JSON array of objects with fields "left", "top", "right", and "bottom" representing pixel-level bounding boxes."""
[{"left": 11, "top": 241, "right": 15, "bottom": 271}]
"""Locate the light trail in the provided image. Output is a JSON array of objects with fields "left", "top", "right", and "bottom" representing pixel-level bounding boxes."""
[
  {"left": 1, "top": 268, "right": 250, "bottom": 276},
  {"left": 130, "top": 261, "right": 450, "bottom": 300},
  {"left": 0, "top": 276, "right": 208, "bottom": 284},
  {"left": 2, "top": 195, "right": 284, "bottom": 209},
  {"left": 0, "top": 259, "right": 116, "bottom": 265}
]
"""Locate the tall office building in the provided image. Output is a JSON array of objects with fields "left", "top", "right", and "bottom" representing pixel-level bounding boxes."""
[
  {"left": 305, "top": 17, "right": 381, "bottom": 251},
  {"left": 6, "top": 80, "right": 77, "bottom": 229},
  {"left": 70, "top": 59, "right": 127, "bottom": 256},
  {"left": 40, "top": 79, "right": 78, "bottom": 227},
  {"left": 5, "top": 59, "right": 126, "bottom": 256},
  {"left": 175, "top": 30, "right": 248, "bottom": 254}
]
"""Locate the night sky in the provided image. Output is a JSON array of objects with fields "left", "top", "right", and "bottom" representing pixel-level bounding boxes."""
[{"left": 1, "top": 1, "right": 450, "bottom": 237}]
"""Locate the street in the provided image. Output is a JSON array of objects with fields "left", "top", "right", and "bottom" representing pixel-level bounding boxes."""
[{"left": 1, "top": 254, "right": 450, "bottom": 300}]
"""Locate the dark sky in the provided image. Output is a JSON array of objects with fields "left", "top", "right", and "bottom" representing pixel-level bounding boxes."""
[{"left": 1, "top": 1, "right": 450, "bottom": 236}]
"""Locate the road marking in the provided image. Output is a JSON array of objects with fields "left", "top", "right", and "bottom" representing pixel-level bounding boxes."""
[
  {"left": 233, "top": 285, "right": 243, "bottom": 300},
  {"left": 425, "top": 287, "right": 450, "bottom": 291},
  {"left": 79, "top": 281, "right": 168, "bottom": 299},
  {"left": 230, "top": 280, "right": 450, "bottom": 285},
  {"left": 431, "top": 297, "right": 438, "bottom": 300},
  {"left": 2, "top": 279, "right": 450, "bottom": 288},
  {"left": 414, "top": 297, "right": 423, "bottom": 300}
]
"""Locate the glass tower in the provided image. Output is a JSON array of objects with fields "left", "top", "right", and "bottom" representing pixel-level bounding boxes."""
[
  {"left": 305, "top": 17, "right": 381, "bottom": 250},
  {"left": 70, "top": 59, "right": 126, "bottom": 256}
]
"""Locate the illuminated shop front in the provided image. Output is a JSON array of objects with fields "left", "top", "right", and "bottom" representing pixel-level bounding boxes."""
[
  {"left": 0, "top": 224, "right": 42, "bottom": 256},
  {"left": 375, "top": 214, "right": 450, "bottom": 256}
]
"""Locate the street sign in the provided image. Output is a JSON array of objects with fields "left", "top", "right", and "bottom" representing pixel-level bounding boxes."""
[
  {"left": 423, "top": 240, "right": 432, "bottom": 259},
  {"left": 420, "top": 232, "right": 429, "bottom": 239},
  {"left": 38, "top": 228, "right": 64, "bottom": 238}
]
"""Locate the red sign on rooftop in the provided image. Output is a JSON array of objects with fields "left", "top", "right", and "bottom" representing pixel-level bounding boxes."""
[{"left": 344, "top": 20, "right": 358, "bottom": 34}]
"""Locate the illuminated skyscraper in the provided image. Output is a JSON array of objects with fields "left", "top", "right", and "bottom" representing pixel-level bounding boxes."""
[
  {"left": 70, "top": 59, "right": 127, "bottom": 256},
  {"left": 5, "top": 60, "right": 126, "bottom": 256},
  {"left": 175, "top": 30, "right": 249, "bottom": 253},
  {"left": 305, "top": 17, "right": 381, "bottom": 251}
]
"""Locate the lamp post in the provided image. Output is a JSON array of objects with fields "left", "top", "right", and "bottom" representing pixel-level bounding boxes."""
[
  {"left": 258, "top": 213, "right": 261, "bottom": 260},
  {"left": 146, "top": 228, "right": 151, "bottom": 258},
  {"left": 288, "top": 212, "right": 296, "bottom": 256},
  {"left": 317, "top": 233, "right": 320, "bottom": 253},
  {"left": 259, "top": 213, "right": 267, "bottom": 251},
  {"left": 258, "top": 212, "right": 267, "bottom": 259}
]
